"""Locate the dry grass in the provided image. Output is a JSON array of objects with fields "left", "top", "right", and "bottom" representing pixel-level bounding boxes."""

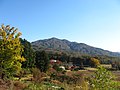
[
  {"left": 101, "top": 64, "right": 112, "bottom": 69},
  {"left": 85, "top": 67, "right": 97, "bottom": 71},
  {"left": 13, "top": 81, "right": 27, "bottom": 90},
  {"left": 112, "top": 71, "right": 120, "bottom": 81}
]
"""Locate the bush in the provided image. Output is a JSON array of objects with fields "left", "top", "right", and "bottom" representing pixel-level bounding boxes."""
[
  {"left": 13, "top": 81, "right": 27, "bottom": 90},
  {"left": 32, "top": 68, "right": 42, "bottom": 83},
  {"left": 0, "top": 79, "right": 12, "bottom": 90},
  {"left": 88, "top": 66, "right": 119, "bottom": 89},
  {"left": 32, "top": 68, "right": 48, "bottom": 83}
]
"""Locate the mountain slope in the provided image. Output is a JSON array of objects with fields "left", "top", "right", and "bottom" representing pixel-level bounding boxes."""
[{"left": 31, "top": 37, "right": 120, "bottom": 57}]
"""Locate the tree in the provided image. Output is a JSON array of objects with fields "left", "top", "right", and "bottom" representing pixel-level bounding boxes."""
[
  {"left": 20, "top": 38, "right": 35, "bottom": 68},
  {"left": 35, "top": 51, "right": 49, "bottom": 72},
  {"left": 0, "top": 24, "right": 25, "bottom": 79},
  {"left": 90, "top": 58, "right": 100, "bottom": 67}
]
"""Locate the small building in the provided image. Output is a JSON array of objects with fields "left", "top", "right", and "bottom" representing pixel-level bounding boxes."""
[
  {"left": 50, "top": 59, "right": 57, "bottom": 64},
  {"left": 50, "top": 59, "right": 62, "bottom": 65}
]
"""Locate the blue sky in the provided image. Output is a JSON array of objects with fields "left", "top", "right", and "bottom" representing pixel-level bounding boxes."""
[{"left": 0, "top": 0, "right": 120, "bottom": 52}]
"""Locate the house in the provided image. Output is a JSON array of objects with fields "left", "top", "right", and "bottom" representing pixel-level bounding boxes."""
[{"left": 50, "top": 59, "right": 62, "bottom": 65}]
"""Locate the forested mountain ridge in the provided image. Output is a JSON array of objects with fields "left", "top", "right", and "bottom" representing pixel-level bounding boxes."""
[{"left": 31, "top": 37, "right": 120, "bottom": 57}]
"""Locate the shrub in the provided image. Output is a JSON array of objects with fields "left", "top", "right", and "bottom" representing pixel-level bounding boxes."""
[
  {"left": 0, "top": 79, "right": 12, "bottom": 90},
  {"left": 32, "top": 68, "right": 48, "bottom": 83},
  {"left": 88, "top": 66, "right": 119, "bottom": 89},
  {"left": 32, "top": 68, "right": 42, "bottom": 83},
  {"left": 13, "top": 81, "right": 27, "bottom": 90}
]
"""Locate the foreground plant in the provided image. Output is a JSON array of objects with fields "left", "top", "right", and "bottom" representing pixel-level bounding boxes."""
[
  {"left": 0, "top": 24, "right": 25, "bottom": 79},
  {"left": 88, "top": 66, "right": 119, "bottom": 89}
]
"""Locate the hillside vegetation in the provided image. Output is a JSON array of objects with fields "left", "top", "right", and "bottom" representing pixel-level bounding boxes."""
[{"left": 32, "top": 37, "right": 120, "bottom": 57}]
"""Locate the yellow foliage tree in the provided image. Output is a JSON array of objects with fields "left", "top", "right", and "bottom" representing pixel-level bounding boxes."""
[
  {"left": 0, "top": 24, "right": 25, "bottom": 79},
  {"left": 90, "top": 58, "right": 100, "bottom": 67}
]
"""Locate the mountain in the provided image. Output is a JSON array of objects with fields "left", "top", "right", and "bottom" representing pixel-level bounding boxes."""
[{"left": 31, "top": 37, "right": 120, "bottom": 57}]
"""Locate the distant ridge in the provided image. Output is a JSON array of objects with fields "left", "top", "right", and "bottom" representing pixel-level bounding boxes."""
[{"left": 31, "top": 37, "right": 120, "bottom": 57}]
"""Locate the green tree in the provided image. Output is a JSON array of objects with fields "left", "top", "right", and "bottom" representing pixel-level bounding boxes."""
[
  {"left": 20, "top": 38, "right": 35, "bottom": 68},
  {"left": 35, "top": 51, "right": 49, "bottom": 72},
  {"left": 0, "top": 24, "right": 25, "bottom": 79}
]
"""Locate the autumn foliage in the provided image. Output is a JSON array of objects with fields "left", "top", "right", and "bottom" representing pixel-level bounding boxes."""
[{"left": 0, "top": 24, "right": 25, "bottom": 79}]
